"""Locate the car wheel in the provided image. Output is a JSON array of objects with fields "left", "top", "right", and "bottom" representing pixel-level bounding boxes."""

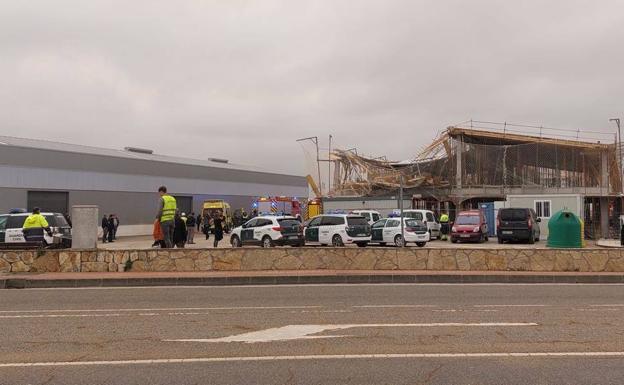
[
  {"left": 451, "top": 238, "right": 457, "bottom": 244},
  {"left": 261, "top": 236, "right": 274, "bottom": 248},
  {"left": 497, "top": 237, "right": 503, "bottom": 244},
  {"left": 416, "top": 242, "right": 426, "bottom": 248},
  {"left": 332, "top": 234, "right": 344, "bottom": 247},
  {"left": 231, "top": 235, "right": 242, "bottom": 248},
  {"left": 394, "top": 235, "right": 405, "bottom": 247}
]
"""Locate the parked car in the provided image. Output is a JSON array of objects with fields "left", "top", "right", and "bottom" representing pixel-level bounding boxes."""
[
  {"left": 370, "top": 217, "right": 430, "bottom": 247},
  {"left": 402, "top": 210, "right": 441, "bottom": 239},
  {"left": 230, "top": 216, "right": 304, "bottom": 248},
  {"left": 350, "top": 210, "right": 381, "bottom": 225},
  {"left": 0, "top": 212, "right": 72, "bottom": 248},
  {"left": 304, "top": 214, "right": 371, "bottom": 247},
  {"left": 496, "top": 208, "right": 541, "bottom": 244},
  {"left": 451, "top": 210, "right": 488, "bottom": 243}
]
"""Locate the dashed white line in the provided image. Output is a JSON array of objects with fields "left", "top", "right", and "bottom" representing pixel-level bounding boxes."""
[
  {"left": 2, "top": 352, "right": 624, "bottom": 368},
  {"left": 0, "top": 306, "right": 321, "bottom": 314}
]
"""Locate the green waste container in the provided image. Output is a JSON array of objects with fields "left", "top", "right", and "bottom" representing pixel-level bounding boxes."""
[{"left": 547, "top": 210, "right": 583, "bottom": 248}]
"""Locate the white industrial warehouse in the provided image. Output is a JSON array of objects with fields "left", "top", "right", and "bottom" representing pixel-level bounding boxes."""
[{"left": 0, "top": 136, "right": 308, "bottom": 236}]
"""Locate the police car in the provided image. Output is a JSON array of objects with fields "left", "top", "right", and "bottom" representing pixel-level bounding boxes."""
[
  {"left": 230, "top": 216, "right": 304, "bottom": 248},
  {"left": 370, "top": 217, "right": 430, "bottom": 247},
  {"left": 350, "top": 210, "right": 381, "bottom": 225},
  {"left": 304, "top": 214, "right": 371, "bottom": 247},
  {"left": 0, "top": 212, "right": 72, "bottom": 248}
]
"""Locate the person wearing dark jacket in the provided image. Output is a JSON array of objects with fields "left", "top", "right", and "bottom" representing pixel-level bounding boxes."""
[
  {"left": 173, "top": 213, "right": 188, "bottom": 248},
  {"left": 202, "top": 213, "right": 211, "bottom": 240},
  {"left": 101, "top": 216, "right": 109, "bottom": 243},
  {"left": 107, "top": 214, "right": 115, "bottom": 243},
  {"left": 212, "top": 212, "right": 224, "bottom": 248},
  {"left": 186, "top": 213, "right": 196, "bottom": 244}
]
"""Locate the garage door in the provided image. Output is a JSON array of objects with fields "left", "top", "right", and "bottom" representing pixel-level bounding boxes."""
[
  {"left": 27, "top": 191, "right": 69, "bottom": 214},
  {"left": 173, "top": 196, "right": 192, "bottom": 215}
]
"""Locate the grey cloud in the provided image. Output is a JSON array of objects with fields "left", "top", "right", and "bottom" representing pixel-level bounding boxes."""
[{"left": 1, "top": 0, "right": 623, "bottom": 175}]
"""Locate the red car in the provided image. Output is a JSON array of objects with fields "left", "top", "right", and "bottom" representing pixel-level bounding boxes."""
[{"left": 451, "top": 210, "right": 489, "bottom": 243}]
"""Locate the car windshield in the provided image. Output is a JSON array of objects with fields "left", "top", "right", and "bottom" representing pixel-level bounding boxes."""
[
  {"left": 277, "top": 219, "right": 300, "bottom": 228},
  {"left": 456, "top": 215, "right": 480, "bottom": 225},
  {"left": 500, "top": 209, "right": 528, "bottom": 221},
  {"left": 54, "top": 215, "right": 69, "bottom": 227},
  {"left": 405, "top": 219, "right": 424, "bottom": 227},
  {"left": 404, "top": 212, "right": 423, "bottom": 220},
  {"left": 347, "top": 217, "right": 368, "bottom": 226}
]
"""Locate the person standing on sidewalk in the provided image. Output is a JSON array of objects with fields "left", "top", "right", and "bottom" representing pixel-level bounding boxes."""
[
  {"left": 101, "top": 215, "right": 110, "bottom": 243},
  {"left": 186, "top": 213, "right": 196, "bottom": 244},
  {"left": 439, "top": 212, "right": 450, "bottom": 241},
  {"left": 112, "top": 214, "right": 120, "bottom": 240},
  {"left": 173, "top": 212, "right": 188, "bottom": 248},
  {"left": 212, "top": 211, "right": 224, "bottom": 248},
  {"left": 107, "top": 214, "right": 115, "bottom": 243},
  {"left": 156, "top": 186, "right": 177, "bottom": 248},
  {"left": 203, "top": 212, "right": 212, "bottom": 240}
]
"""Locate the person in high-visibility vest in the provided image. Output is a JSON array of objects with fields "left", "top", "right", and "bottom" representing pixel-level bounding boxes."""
[
  {"left": 439, "top": 212, "right": 450, "bottom": 241},
  {"left": 156, "top": 186, "right": 177, "bottom": 248},
  {"left": 22, "top": 207, "right": 52, "bottom": 243}
]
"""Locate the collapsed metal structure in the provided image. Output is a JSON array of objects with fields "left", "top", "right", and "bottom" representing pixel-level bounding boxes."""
[{"left": 329, "top": 124, "right": 622, "bottom": 238}]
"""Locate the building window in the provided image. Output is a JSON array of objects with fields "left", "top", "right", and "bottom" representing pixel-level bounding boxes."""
[{"left": 535, "top": 200, "right": 551, "bottom": 218}]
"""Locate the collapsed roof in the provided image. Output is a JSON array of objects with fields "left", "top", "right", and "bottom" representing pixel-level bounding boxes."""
[{"left": 330, "top": 125, "right": 621, "bottom": 198}]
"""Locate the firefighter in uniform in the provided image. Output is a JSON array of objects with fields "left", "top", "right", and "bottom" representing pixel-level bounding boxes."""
[
  {"left": 22, "top": 208, "right": 52, "bottom": 244},
  {"left": 439, "top": 212, "right": 450, "bottom": 241}
]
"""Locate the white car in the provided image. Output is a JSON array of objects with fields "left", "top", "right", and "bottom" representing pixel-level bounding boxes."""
[
  {"left": 402, "top": 210, "right": 441, "bottom": 239},
  {"left": 304, "top": 214, "right": 371, "bottom": 247},
  {"left": 0, "top": 212, "right": 72, "bottom": 248},
  {"left": 350, "top": 210, "right": 381, "bottom": 225},
  {"left": 230, "top": 216, "right": 304, "bottom": 248},
  {"left": 370, "top": 217, "right": 430, "bottom": 247}
]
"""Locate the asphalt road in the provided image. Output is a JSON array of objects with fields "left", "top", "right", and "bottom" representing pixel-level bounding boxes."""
[{"left": 1, "top": 284, "right": 624, "bottom": 384}]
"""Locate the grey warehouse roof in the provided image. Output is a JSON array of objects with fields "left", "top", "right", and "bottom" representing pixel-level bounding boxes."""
[{"left": 0, "top": 135, "right": 289, "bottom": 174}]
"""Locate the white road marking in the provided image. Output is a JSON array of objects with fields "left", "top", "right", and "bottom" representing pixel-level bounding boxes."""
[
  {"left": 0, "top": 314, "right": 124, "bottom": 319},
  {"left": 0, "top": 306, "right": 321, "bottom": 314},
  {"left": 352, "top": 305, "right": 438, "bottom": 308},
  {"left": 165, "top": 323, "right": 539, "bottom": 343},
  {"left": 590, "top": 304, "right": 624, "bottom": 307},
  {"left": 2, "top": 351, "right": 624, "bottom": 368},
  {"left": 473, "top": 305, "right": 548, "bottom": 308}
]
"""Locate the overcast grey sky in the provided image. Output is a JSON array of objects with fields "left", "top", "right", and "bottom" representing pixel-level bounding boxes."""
[{"left": 2, "top": 0, "right": 623, "bottom": 175}]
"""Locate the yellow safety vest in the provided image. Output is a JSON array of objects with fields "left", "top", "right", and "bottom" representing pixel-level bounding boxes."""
[
  {"left": 23, "top": 214, "right": 49, "bottom": 229},
  {"left": 161, "top": 195, "right": 177, "bottom": 222},
  {"left": 440, "top": 214, "right": 449, "bottom": 223}
]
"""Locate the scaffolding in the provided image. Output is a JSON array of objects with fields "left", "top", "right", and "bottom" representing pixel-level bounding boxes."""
[{"left": 330, "top": 123, "right": 621, "bottom": 198}]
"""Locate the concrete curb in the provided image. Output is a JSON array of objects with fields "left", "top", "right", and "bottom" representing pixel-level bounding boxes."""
[{"left": 2, "top": 273, "right": 624, "bottom": 289}]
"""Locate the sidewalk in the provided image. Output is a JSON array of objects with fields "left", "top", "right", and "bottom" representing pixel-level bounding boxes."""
[{"left": 2, "top": 270, "right": 624, "bottom": 289}]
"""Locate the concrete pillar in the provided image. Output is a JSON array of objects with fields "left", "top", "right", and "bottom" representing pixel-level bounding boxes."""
[
  {"left": 600, "top": 198, "right": 609, "bottom": 240},
  {"left": 71, "top": 205, "right": 99, "bottom": 249}
]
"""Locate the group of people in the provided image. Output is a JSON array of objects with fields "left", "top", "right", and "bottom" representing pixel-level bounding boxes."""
[
  {"left": 100, "top": 214, "right": 120, "bottom": 243},
  {"left": 232, "top": 208, "right": 258, "bottom": 227},
  {"left": 152, "top": 186, "right": 225, "bottom": 249}
]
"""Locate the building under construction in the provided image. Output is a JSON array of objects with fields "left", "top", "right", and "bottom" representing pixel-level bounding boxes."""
[{"left": 328, "top": 123, "right": 622, "bottom": 239}]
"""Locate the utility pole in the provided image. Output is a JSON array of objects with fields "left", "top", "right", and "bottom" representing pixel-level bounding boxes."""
[
  {"left": 328, "top": 135, "right": 332, "bottom": 196},
  {"left": 399, "top": 174, "right": 405, "bottom": 247},
  {"left": 296, "top": 136, "right": 322, "bottom": 196},
  {"left": 610, "top": 118, "right": 622, "bottom": 194}
]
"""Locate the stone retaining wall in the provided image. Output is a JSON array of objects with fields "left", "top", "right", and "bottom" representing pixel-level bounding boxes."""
[{"left": 1, "top": 248, "right": 624, "bottom": 273}]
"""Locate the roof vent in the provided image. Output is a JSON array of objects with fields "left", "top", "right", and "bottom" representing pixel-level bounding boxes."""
[
  {"left": 208, "top": 157, "right": 229, "bottom": 164},
  {"left": 124, "top": 147, "right": 154, "bottom": 155}
]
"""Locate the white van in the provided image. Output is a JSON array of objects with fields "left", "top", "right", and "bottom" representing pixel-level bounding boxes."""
[
  {"left": 304, "top": 214, "right": 371, "bottom": 247},
  {"left": 350, "top": 210, "right": 381, "bottom": 225},
  {"left": 401, "top": 210, "right": 441, "bottom": 239}
]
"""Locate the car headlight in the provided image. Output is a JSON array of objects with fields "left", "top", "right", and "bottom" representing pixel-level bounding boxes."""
[
  {"left": 473, "top": 226, "right": 480, "bottom": 232},
  {"left": 451, "top": 226, "right": 457, "bottom": 232}
]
